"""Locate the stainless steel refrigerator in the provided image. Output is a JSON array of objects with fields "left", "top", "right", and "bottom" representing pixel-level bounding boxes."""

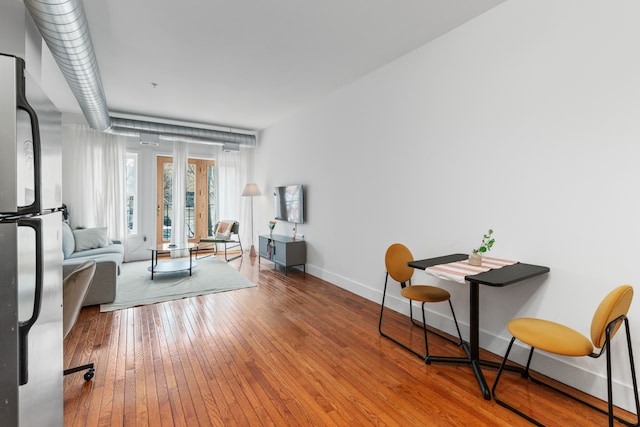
[{"left": 0, "top": 54, "right": 64, "bottom": 426}]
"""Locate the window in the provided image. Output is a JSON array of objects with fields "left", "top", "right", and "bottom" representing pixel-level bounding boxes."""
[{"left": 125, "top": 152, "right": 138, "bottom": 235}]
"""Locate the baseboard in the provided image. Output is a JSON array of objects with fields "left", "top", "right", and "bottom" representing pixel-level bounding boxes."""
[
  {"left": 306, "top": 263, "right": 466, "bottom": 338},
  {"left": 306, "top": 263, "right": 638, "bottom": 414}
]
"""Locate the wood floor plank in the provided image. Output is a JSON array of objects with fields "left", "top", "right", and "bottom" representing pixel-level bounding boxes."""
[
  {"left": 95, "top": 310, "right": 120, "bottom": 427},
  {"left": 138, "top": 306, "right": 161, "bottom": 427},
  {"left": 164, "top": 302, "right": 219, "bottom": 426},
  {"left": 63, "top": 255, "right": 637, "bottom": 426}
]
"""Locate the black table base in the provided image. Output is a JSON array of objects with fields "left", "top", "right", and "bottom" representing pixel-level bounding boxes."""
[{"left": 409, "top": 254, "right": 549, "bottom": 400}]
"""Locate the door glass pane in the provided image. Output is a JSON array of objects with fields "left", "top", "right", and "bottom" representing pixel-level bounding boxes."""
[
  {"left": 163, "top": 162, "right": 173, "bottom": 241},
  {"left": 207, "top": 165, "right": 215, "bottom": 236},
  {"left": 125, "top": 152, "right": 138, "bottom": 235},
  {"left": 186, "top": 163, "right": 195, "bottom": 239}
]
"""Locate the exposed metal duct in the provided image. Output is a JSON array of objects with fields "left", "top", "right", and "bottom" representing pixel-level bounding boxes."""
[
  {"left": 110, "top": 117, "right": 256, "bottom": 147},
  {"left": 24, "top": 0, "right": 110, "bottom": 131},
  {"left": 24, "top": 0, "right": 257, "bottom": 147}
]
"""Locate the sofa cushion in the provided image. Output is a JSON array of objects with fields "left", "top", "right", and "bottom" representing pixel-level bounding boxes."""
[
  {"left": 61, "top": 222, "right": 75, "bottom": 259},
  {"left": 215, "top": 220, "right": 235, "bottom": 239},
  {"left": 65, "top": 243, "right": 125, "bottom": 260},
  {"left": 63, "top": 251, "right": 122, "bottom": 272},
  {"left": 73, "top": 227, "right": 111, "bottom": 251}
]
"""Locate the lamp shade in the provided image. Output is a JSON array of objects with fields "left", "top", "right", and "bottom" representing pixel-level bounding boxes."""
[{"left": 242, "top": 183, "right": 261, "bottom": 197}]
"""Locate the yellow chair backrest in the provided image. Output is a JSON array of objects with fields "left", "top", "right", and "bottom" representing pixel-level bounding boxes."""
[
  {"left": 385, "top": 243, "right": 414, "bottom": 284},
  {"left": 590, "top": 285, "right": 633, "bottom": 349}
]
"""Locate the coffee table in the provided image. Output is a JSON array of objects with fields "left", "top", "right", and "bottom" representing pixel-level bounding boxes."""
[{"left": 148, "top": 242, "right": 199, "bottom": 280}]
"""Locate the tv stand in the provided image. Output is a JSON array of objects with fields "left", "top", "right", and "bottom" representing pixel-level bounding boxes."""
[{"left": 258, "top": 234, "right": 306, "bottom": 275}]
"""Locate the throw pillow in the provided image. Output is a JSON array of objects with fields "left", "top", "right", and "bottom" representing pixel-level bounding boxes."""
[
  {"left": 215, "top": 221, "right": 234, "bottom": 239},
  {"left": 73, "top": 227, "right": 111, "bottom": 251},
  {"left": 61, "top": 222, "right": 75, "bottom": 259}
]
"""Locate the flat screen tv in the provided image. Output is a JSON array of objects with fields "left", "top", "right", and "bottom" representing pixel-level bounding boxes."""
[{"left": 274, "top": 184, "right": 304, "bottom": 224}]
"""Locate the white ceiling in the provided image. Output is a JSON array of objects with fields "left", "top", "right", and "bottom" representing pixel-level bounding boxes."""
[{"left": 41, "top": 0, "right": 505, "bottom": 132}]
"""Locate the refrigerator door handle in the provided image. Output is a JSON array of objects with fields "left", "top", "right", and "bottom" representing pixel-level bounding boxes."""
[
  {"left": 14, "top": 57, "right": 42, "bottom": 214},
  {"left": 17, "top": 218, "right": 43, "bottom": 386}
]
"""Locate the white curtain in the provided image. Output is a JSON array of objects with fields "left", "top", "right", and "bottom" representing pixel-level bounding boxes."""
[
  {"left": 215, "top": 146, "right": 254, "bottom": 247},
  {"left": 62, "top": 124, "right": 126, "bottom": 240},
  {"left": 171, "top": 141, "right": 188, "bottom": 256}
]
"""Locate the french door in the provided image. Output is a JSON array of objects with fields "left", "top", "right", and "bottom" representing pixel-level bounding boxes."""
[{"left": 156, "top": 156, "right": 216, "bottom": 244}]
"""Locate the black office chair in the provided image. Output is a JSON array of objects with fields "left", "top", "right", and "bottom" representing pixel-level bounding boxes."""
[{"left": 63, "top": 260, "right": 96, "bottom": 381}]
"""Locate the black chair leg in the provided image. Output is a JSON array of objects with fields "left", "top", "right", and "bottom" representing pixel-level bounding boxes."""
[
  {"left": 64, "top": 362, "right": 95, "bottom": 381},
  {"left": 223, "top": 242, "right": 243, "bottom": 262},
  {"left": 380, "top": 274, "right": 463, "bottom": 360},
  {"left": 492, "top": 337, "right": 542, "bottom": 426},
  {"left": 448, "top": 300, "right": 464, "bottom": 346},
  {"left": 624, "top": 321, "right": 640, "bottom": 426},
  {"left": 421, "top": 302, "right": 429, "bottom": 357},
  {"left": 493, "top": 320, "right": 640, "bottom": 427},
  {"left": 409, "top": 301, "right": 463, "bottom": 347},
  {"left": 378, "top": 274, "right": 424, "bottom": 360},
  {"left": 525, "top": 321, "right": 640, "bottom": 427}
]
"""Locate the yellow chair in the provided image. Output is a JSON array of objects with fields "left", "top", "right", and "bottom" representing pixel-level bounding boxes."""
[
  {"left": 378, "top": 243, "right": 463, "bottom": 360},
  {"left": 492, "top": 285, "right": 640, "bottom": 427}
]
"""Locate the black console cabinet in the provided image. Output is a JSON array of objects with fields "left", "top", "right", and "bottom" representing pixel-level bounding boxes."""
[{"left": 258, "top": 234, "right": 306, "bottom": 275}]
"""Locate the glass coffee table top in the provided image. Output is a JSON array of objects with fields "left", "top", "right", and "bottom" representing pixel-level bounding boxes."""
[{"left": 151, "top": 242, "right": 199, "bottom": 252}]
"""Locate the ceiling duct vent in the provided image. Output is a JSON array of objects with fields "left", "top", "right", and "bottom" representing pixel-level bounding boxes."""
[
  {"left": 223, "top": 142, "right": 240, "bottom": 152},
  {"left": 139, "top": 132, "right": 160, "bottom": 146}
]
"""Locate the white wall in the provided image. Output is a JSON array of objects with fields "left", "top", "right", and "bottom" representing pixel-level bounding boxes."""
[
  {"left": 255, "top": 1, "right": 640, "bottom": 411},
  {"left": 1, "top": 0, "right": 45, "bottom": 84}
]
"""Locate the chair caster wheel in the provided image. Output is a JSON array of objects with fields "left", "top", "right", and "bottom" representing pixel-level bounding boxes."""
[{"left": 84, "top": 369, "right": 95, "bottom": 381}]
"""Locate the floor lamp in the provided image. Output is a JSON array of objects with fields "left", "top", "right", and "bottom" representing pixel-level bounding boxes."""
[{"left": 242, "top": 183, "right": 261, "bottom": 257}]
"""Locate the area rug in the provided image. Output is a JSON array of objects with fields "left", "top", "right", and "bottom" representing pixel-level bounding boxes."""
[{"left": 100, "top": 256, "right": 256, "bottom": 312}]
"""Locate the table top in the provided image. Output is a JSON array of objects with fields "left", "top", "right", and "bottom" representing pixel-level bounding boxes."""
[
  {"left": 259, "top": 234, "right": 303, "bottom": 243},
  {"left": 408, "top": 253, "right": 549, "bottom": 287},
  {"left": 149, "top": 242, "right": 199, "bottom": 252},
  {"left": 408, "top": 253, "right": 469, "bottom": 270}
]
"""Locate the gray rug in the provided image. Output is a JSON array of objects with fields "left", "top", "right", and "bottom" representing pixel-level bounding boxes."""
[{"left": 100, "top": 256, "right": 256, "bottom": 311}]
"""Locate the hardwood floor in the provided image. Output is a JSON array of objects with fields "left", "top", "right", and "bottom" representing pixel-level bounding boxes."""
[{"left": 64, "top": 254, "right": 635, "bottom": 426}]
